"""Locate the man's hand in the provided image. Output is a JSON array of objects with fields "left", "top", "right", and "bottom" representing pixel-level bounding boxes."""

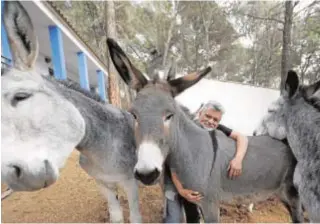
[
  {"left": 171, "top": 171, "right": 203, "bottom": 203},
  {"left": 178, "top": 188, "right": 203, "bottom": 203},
  {"left": 228, "top": 157, "right": 243, "bottom": 179}
]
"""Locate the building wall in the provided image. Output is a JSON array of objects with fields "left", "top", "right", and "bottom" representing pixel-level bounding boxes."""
[{"left": 176, "top": 79, "right": 280, "bottom": 136}]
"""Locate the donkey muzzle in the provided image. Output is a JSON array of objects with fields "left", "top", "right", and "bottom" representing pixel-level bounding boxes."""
[
  {"left": 2, "top": 159, "right": 57, "bottom": 191},
  {"left": 134, "top": 168, "right": 160, "bottom": 185}
]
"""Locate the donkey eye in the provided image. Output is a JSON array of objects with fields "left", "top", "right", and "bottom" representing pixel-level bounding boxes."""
[
  {"left": 165, "top": 113, "right": 174, "bottom": 121},
  {"left": 130, "top": 111, "right": 137, "bottom": 120},
  {"left": 11, "top": 92, "right": 32, "bottom": 106}
]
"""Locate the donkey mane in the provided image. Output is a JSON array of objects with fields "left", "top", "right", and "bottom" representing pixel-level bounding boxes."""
[
  {"left": 178, "top": 104, "right": 194, "bottom": 119},
  {"left": 300, "top": 81, "right": 320, "bottom": 111},
  {"left": 310, "top": 98, "right": 320, "bottom": 111},
  {"left": 43, "top": 76, "right": 105, "bottom": 104},
  {"left": 145, "top": 81, "right": 174, "bottom": 95}
]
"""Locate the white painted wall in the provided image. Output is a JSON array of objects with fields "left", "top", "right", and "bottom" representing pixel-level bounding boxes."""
[{"left": 176, "top": 79, "right": 280, "bottom": 136}]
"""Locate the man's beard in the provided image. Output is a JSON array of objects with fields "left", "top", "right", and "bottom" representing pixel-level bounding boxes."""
[
  {"left": 201, "top": 124, "right": 216, "bottom": 131},
  {"left": 193, "top": 118, "right": 217, "bottom": 131},
  {"left": 203, "top": 126, "right": 215, "bottom": 131}
]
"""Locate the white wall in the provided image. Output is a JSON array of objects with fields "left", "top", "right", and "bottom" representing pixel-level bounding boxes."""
[{"left": 176, "top": 79, "right": 280, "bottom": 136}]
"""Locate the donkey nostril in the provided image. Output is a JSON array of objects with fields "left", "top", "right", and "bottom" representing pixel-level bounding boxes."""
[
  {"left": 44, "top": 160, "right": 49, "bottom": 169},
  {"left": 43, "top": 160, "right": 51, "bottom": 177},
  {"left": 12, "top": 165, "right": 22, "bottom": 178},
  {"left": 134, "top": 170, "right": 139, "bottom": 179},
  {"left": 44, "top": 159, "right": 54, "bottom": 175},
  {"left": 42, "top": 159, "right": 57, "bottom": 187}
]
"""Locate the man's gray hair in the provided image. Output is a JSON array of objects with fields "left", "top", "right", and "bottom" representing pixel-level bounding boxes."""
[{"left": 194, "top": 100, "right": 225, "bottom": 119}]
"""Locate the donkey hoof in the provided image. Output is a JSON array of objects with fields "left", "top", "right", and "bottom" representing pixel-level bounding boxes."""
[
  {"left": 110, "top": 217, "right": 124, "bottom": 223},
  {"left": 109, "top": 210, "right": 124, "bottom": 223},
  {"left": 130, "top": 215, "right": 142, "bottom": 223}
]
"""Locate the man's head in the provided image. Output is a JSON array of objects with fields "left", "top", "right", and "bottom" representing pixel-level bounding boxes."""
[{"left": 196, "top": 100, "right": 225, "bottom": 131}]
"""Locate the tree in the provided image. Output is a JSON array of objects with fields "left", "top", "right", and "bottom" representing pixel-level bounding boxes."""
[
  {"left": 280, "top": 1, "right": 296, "bottom": 93},
  {"left": 53, "top": 0, "right": 320, "bottom": 91}
]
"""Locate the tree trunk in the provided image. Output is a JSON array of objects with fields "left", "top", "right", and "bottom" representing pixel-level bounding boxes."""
[
  {"left": 162, "top": 20, "right": 174, "bottom": 67},
  {"left": 252, "top": 45, "right": 258, "bottom": 85},
  {"left": 162, "top": 1, "right": 179, "bottom": 67},
  {"left": 198, "top": 2, "right": 210, "bottom": 65},
  {"left": 194, "top": 37, "right": 199, "bottom": 71},
  {"left": 105, "top": 0, "right": 122, "bottom": 107},
  {"left": 182, "top": 36, "right": 190, "bottom": 65},
  {"left": 280, "top": 1, "right": 294, "bottom": 93}
]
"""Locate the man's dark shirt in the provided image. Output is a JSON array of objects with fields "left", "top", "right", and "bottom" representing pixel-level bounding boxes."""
[{"left": 217, "top": 124, "right": 232, "bottom": 137}]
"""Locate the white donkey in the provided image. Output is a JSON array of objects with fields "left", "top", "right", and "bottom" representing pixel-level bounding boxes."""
[{"left": 1, "top": 1, "right": 141, "bottom": 222}]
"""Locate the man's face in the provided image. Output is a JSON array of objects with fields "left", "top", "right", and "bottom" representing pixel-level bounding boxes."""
[{"left": 198, "top": 108, "right": 222, "bottom": 130}]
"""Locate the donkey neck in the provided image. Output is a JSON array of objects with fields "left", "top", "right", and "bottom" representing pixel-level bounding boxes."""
[
  {"left": 75, "top": 100, "right": 134, "bottom": 152},
  {"left": 44, "top": 77, "right": 135, "bottom": 152},
  {"left": 287, "top": 98, "right": 320, "bottom": 161}
]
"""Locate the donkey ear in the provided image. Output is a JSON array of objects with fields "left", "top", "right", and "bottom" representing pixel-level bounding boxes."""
[
  {"left": 3, "top": 1, "right": 39, "bottom": 70},
  {"left": 107, "top": 38, "right": 148, "bottom": 91},
  {"left": 303, "top": 79, "right": 320, "bottom": 101},
  {"left": 284, "top": 70, "right": 300, "bottom": 98},
  {"left": 168, "top": 67, "right": 211, "bottom": 96}
]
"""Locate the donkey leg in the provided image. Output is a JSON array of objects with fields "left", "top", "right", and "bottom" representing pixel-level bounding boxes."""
[
  {"left": 98, "top": 182, "right": 124, "bottom": 223},
  {"left": 280, "top": 184, "right": 304, "bottom": 223},
  {"left": 200, "top": 200, "right": 220, "bottom": 223},
  {"left": 122, "top": 178, "right": 142, "bottom": 223}
]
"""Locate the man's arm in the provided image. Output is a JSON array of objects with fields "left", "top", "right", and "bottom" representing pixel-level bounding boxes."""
[
  {"left": 229, "top": 131, "right": 248, "bottom": 162},
  {"left": 228, "top": 130, "right": 249, "bottom": 178},
  {"left": 217, "top": 124, "right": 248, "bottom": 162},
  {"left": 171, "top": 171, "right": 203, "bottom": 203},
  {"left": 171, "top": 171, "right": 184, "bottom": 193}
]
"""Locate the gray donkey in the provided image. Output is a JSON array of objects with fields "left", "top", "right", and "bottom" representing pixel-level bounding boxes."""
[
  {"left": 106, "top": 38, "right": 304, "bottom": 222},
  {"left": 254, "top": 70, "right": 320, "bottom": 222},
  {"left": 1, "top": 2, "right": 141, "bottom": 222}
]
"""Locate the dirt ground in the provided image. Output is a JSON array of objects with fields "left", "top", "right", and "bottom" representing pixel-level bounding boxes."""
[{"left": 2, "top": 151, "right": 294, "bottom": 223}]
